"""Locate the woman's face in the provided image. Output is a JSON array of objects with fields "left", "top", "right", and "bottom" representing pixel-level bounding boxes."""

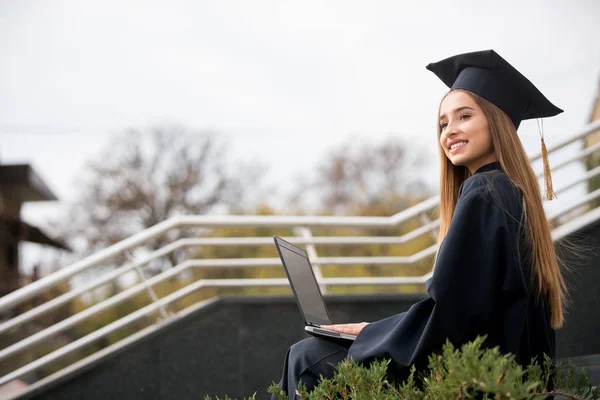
[{"left": 439, "top": 90, "right": 497, "bottom": 173}]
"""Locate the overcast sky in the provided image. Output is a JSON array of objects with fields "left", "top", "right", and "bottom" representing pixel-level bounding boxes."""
[{"left": 2, "top": 0, "right": 600, "bottom": 235}]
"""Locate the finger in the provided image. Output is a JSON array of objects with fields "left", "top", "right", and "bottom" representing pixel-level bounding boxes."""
[
  {"left": 322, "top": 324, "right": 345, "bottom": 332},
  {"left": 337, "top": 325, "right": 353, "bottom": 333},
  {"left": 334, "top": 325, "right": 354, "bottom": 334}
]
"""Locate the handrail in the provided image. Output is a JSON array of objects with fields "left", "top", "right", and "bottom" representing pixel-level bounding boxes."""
[
  {"left": 552, "top": 203, "right": 600, "bottom": 240},
  {"left": 0, "top": 216, "right": 398, "bottom": 312},
  {"left": 528, "top": 119, "right": 600, "bottom": 162},
  {"left": 0, "top": 218, "right": 180, "bottom": 312},
  {"left": 0, "top": 221, "right": 442, "bottom": 336}
]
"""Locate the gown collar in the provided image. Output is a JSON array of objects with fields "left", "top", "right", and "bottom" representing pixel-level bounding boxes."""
[{"left": 474, "top": 161, "right": 503, "bottom": 174}]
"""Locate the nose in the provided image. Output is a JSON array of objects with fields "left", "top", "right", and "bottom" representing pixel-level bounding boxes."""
[{"left": 442, "top": 121, "right": 459, "bottom": 140}]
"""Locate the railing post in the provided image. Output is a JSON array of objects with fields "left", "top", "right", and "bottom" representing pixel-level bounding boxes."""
[
  {"left": 124, "top": 250, "right": 170, "bottom": 320},
  {"left": 295, "top": 227, "right": 327, "bottom": 295},
  {"left": 419, "top": 212, "right": 438, "bottom": 241}
]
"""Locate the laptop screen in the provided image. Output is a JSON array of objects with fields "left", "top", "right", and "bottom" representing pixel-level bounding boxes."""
[{"left": 277, "top": 242, "right": 331, "bottom": 325}]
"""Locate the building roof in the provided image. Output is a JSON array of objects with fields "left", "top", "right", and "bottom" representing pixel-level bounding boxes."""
[
  {"left": 4, "top": 217, "right": 70, "bottom": 250},
  {"left": 0, "top": 164, "right": 58, "bottom": 202}
]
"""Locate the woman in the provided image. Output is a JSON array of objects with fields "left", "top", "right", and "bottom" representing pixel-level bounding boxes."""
[{"left": 273, "top": 50, "right": 568, "bottom": 399}]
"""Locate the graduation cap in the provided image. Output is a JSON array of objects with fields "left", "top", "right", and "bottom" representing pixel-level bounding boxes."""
[
  {"left": 426, "top": 49, "right": 563, "bottom": 129},
  {"left": 426, "top": 49, "right": 561, "bottom": 200}
]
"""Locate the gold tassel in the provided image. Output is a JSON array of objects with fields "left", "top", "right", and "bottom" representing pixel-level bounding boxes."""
[{"left": 540, "top": 137, "right": 556, "bottom": 200}]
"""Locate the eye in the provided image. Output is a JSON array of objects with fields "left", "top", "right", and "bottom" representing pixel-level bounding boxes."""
[
  {"left": 440, "top": 122, "right": 448, "bottom": 130},
  {"left": 460, "top": 114, "right": 471, "bottom": 120}
]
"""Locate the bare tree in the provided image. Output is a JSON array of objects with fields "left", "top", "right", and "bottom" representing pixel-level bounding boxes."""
[
  {"left": 56, "top": 124, "right": 264, "bottom": 271},
  {"left": 299, "top": 135, "right": 431, "bottom": 215}
]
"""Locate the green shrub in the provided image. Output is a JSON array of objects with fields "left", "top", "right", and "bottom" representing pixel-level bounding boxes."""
[{"left": 207, "top": 336, "right": 600, "bottom": 400}]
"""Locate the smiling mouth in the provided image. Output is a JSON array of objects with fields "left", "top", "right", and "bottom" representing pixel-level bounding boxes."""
[{"left": 449, "top": 141, "right": 467, "bottom": 152}]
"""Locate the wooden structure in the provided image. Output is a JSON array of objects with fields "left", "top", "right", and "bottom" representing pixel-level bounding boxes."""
[{"left": 0, "top": 164, "right": 68, "bottom": 298}]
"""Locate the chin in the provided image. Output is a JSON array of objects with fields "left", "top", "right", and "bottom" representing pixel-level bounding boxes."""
[{"left": 448, "top": 156, "right": 470, "bottom": 167}]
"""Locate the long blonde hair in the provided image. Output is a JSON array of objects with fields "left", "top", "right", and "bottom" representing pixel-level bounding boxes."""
[{"left": 436, "top": 89, "right": 567, "bottom": 329}]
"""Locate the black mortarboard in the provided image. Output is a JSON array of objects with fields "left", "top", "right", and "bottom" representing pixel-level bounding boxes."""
[{"left": 426, "top": 49, "right": 563, "bottom": 129}]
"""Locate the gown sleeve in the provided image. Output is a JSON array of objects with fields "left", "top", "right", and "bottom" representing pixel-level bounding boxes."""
[{"left": 347, "top": 190, "right": 515, "bottom": 380}]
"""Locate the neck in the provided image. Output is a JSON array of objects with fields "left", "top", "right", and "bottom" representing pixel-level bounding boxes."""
[{"left": 467, "top": 153, "right": 499, "bottom": 174}]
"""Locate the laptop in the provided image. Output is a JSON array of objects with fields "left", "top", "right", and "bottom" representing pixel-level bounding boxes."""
[{"left": 273, "top": 236, "right": 357, "bottom": 342}]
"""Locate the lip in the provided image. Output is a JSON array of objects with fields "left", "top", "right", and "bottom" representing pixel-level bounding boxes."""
[{"left": 448, "top": 139, "right": 468, "bottom": 153}]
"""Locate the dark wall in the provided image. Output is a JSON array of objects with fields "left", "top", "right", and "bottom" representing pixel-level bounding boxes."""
[{"left": 556, "top": 217, "right": 600, "bottom": 358}]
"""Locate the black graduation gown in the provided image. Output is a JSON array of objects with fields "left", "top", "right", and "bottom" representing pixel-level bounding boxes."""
[{"left": 348, "top": 162, "right": 555, "bottom": 382}]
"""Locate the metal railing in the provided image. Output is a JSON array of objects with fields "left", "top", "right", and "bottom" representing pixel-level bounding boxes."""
[{"left": 1, "top": 119, "right": 599, "bottom": 392}]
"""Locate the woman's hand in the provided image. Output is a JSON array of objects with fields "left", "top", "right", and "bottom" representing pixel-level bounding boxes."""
[{"left": 320, "top": 322, "right": 369, "bottom": 336}]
